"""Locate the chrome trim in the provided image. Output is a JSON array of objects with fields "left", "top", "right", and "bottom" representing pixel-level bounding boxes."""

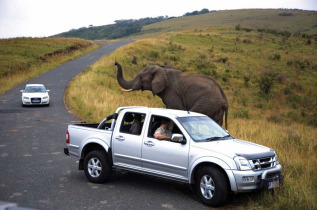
[
  {"left": 114, "top": 153, "right": 141, "bottom": 161},
  {"left": 114, "top": 164, "right": 189, "bottom": 183},
  {"left": 141, "top": 158, "right": 187, "bottom": 171}
]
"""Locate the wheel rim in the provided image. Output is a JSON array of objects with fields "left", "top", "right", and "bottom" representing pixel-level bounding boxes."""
[
  {"left": 200, "top": 175, "right": 215, "bottom": 199},
  {"left": 88, "top": 157, "right": 102, "bottom": 178}
]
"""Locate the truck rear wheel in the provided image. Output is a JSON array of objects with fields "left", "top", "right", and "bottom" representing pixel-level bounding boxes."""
[
  {"left": 196, "top": 166, "right": 229, "bottom": 207},
  {"left": 84, "top": 150, "right": 111, "bottom": 183}
]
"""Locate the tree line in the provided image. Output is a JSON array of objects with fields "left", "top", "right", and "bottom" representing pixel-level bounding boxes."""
[{"left": 52, "top": 16, "right": 172, "bottom": 40}]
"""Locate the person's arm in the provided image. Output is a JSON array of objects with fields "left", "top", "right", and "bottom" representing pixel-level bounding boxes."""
[{"left": 154, "top": 133, "right": 171, "bottom": 140}]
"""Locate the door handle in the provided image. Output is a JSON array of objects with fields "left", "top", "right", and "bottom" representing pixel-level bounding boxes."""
[
  {"left": 115, "top": 136, "right": 125, "bottom": 141},
  {"left": 144, "top": 141, "right": 155, "bottom": 147}
]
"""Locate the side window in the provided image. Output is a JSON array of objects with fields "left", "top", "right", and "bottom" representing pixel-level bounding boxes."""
[
  {"left": 120, "top": 112, "right": 145, "bottom": 135},
  {"left": 148, "top": 115, "right": 183, "bottom": 140}
]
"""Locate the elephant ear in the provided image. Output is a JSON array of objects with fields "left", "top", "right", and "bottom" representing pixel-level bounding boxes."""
[{"left": 152, "top": 67, "right": 168, "bottom": 95}]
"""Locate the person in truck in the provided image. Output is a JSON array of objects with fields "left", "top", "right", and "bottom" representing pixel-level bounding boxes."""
[{"left": 154, "top": 120, "right": 173, "bottom": 140}]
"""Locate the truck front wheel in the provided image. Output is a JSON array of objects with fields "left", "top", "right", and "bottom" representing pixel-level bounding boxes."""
[
  {"left": 84, "top": 150, "right": 111, "bottom": 183},
  {"left": 196, "top": 166, "right": 229, "bottom": 207}
]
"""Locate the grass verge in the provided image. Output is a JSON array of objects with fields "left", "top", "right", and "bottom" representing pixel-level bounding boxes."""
[{"left": 0, "top": 37, "right": 99, "bottom": 94}]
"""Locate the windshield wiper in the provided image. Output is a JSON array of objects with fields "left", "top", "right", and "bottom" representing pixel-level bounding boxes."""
[{"left": 206, "top": 135, "right": 232, "bottom": 141}]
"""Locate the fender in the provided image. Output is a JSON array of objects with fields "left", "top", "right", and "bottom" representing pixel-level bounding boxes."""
[
  {"left": 80, "top": 138, "right": 110, "bottom": 158},
  {"left": 189, "top": 156, "right": 238, "bottom": 192}
]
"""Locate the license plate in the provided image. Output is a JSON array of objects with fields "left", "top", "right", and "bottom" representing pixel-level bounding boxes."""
[
  {"left": 268, "top": 180, "right": 279, "bottom": 189},
  {"left": 32, "top": 100, "right": 40, "bottom": 103}
]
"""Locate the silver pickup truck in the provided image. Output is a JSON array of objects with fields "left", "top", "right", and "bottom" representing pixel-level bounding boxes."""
[{"left": 64, "top": 106, "right": 283, "bottom": 207}]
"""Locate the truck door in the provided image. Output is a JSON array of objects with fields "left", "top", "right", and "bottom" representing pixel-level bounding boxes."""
[
  {"left": 112, "top": 112, "right": 146, "bottom": 169},
  {"left": 141, "top": 115, "right": 190, "bottom": 181}
]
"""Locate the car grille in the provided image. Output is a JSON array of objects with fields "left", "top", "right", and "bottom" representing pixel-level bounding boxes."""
[
  {"left": 250, "top": 156, "right": 278, "bottom": 171},
  {"left": 31, "top": 98, "right": 41, "bottom": 103}
]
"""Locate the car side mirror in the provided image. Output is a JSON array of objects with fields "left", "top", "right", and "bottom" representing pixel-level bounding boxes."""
[
  {"left": 20, "top": 90, "right": 24, "bottom": 93},
  {"left": 47, "top": 90, "right": 50, "bottom": 92},
  {"left": 171, "top": 134, "right": 186, "bottom": 144}
]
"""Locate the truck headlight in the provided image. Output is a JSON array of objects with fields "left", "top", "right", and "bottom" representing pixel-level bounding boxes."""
[
  {"left": 234, "top": 157, "right": 252, "bottom": 170},
  {"left": 273, "top": 155, "right": 279, "bottom": 166}
]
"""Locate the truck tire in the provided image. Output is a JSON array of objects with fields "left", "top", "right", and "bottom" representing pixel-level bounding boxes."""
[
  {"left": 196, "top": 166, "right": 229, "bottom": 207},
  {"left": 84, "top": 150, "right": 111, "bottom": 183}
]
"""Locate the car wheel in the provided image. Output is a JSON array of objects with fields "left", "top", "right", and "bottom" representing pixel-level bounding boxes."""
[
  {"left": 196, "top": 166, "right": 229, "bottom": 207},
  {"left": 84, "top": 150, "right": 111, "bottom": 183}
]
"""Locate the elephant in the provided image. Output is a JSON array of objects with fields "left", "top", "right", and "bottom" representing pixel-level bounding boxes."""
[{"left": 114, "top": 62, "right": 228, "bottom": 128}]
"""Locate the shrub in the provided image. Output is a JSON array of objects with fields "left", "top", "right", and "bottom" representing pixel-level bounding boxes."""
[
  {"left": 258, "top": 69, "right": 276, "bottom": 95},
  {"left": 307, "top": 39, "right": 312, "bottom": 45},
  {"left": 243, "top": 76, "right": 250, "bottom": 87},
  {"left": 132, "top": 55, "right": 138, "bottom": 64},
  {"left": 217, "top": 57, "right": 228, "bottom": 63},
  {"left": 271, "top": 53, "right": 281, "bottom": 60}
]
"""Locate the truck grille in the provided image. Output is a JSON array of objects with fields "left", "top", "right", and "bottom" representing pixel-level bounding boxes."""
[{"left": 250, "top": 156, "right": 278, "bottom": 171}]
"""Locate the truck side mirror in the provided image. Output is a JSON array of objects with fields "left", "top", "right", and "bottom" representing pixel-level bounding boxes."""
[{"left": 171, "top": 134, "right": 186, "bottom": 144}]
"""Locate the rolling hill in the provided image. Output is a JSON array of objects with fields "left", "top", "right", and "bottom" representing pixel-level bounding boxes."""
[{"left": 53, "top": 9, "right": 317, "bottom": 40}]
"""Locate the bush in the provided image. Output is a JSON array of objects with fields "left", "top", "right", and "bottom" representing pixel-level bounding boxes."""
[
  {"left": 270, "top": 53, "right": 281, "bottom": 60},
  {"left": 307, "top": 39, "right": 312, "bottom": 45},
  {"left": 258, "top": 69, "right": 276, "bottom": 95},
  {"left": 243, "top": 76, "right": 250, "bottom": 87}
]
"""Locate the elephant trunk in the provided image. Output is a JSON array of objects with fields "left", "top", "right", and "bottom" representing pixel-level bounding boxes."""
[{"left": 115, "top": 62, "right": 137, "bottom": 90}]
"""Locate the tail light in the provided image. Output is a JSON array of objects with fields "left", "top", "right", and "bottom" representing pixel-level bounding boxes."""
[{"left": 66, "top": 130, "right": 70, "bottom": 144}]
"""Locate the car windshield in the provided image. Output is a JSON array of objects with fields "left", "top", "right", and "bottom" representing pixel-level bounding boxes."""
[
  {"left": 177, "top": 116, "right": 233, "bottom": 142},
  {"left": 25, "top": 86, "right": 46, "bottom": 93}
]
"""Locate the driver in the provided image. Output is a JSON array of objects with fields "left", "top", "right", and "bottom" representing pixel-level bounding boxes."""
[{"left": 154, "top": 120, "right": 173, "bottom": 140}]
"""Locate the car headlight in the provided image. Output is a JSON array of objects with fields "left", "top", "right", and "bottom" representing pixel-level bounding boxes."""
[
  {"left": 234, "top": 157, "right": 252, "bottom": 170},
  {"left": 43, "top": 96, "right": 49, "bottom": 99},
  {"left": 23, "top": 96, "right": 29, "bottom": 100}
]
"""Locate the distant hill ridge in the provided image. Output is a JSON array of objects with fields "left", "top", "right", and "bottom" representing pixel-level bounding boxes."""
[{"left": 52, "top": 9, "right": 317, "bottom": 40}]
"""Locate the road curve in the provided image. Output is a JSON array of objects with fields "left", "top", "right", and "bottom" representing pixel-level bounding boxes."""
[{"left": 0, "top": 40, "right": 208, "bottom": 209}]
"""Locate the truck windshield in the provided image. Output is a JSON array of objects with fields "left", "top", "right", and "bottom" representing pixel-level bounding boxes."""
[{"left": 177, "top": 116, "right": 232, "bottom": 142}]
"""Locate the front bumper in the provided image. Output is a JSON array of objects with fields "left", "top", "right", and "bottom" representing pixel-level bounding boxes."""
[
  {"left": 232, "top": 164, "right": 283, "bottom": 192},
  {"left": 22, "top": 98, "right": 49, "bottom": 105}
]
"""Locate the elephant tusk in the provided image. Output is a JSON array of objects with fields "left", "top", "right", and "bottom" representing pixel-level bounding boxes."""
[{"left": 121, "top": 88, "right": 133, "bottom": 92}]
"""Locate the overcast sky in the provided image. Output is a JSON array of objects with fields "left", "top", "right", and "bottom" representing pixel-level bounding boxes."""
[{"left": 0, "top": 0, "right": 316, "bottom": 39}]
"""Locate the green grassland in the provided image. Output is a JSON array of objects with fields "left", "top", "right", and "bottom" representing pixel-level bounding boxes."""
[
  {"left": 0, "top": 37, "right": 99, "bottom": 94},
  {"left": 66, "top": 28, "right": 317, "bottom": 209},
  {"left": 138, "top": 9, "right": 317, "bottom": 38}
]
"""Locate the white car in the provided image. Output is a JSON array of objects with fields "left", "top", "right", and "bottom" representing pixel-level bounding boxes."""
[{"left": 21, "top": 84, "right": 50, "bottom": 106}]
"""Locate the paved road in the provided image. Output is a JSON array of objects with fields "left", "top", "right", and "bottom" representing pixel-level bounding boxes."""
[{"left": 0, "top": 40, "right": 209, "bottom": 210}]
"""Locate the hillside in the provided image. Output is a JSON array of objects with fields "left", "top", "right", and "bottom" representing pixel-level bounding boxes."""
[
  {"left": 0, "top": 38, "right": 98, "bottom": 94},
  {"left": 140, "top": 9, "right": 317, "bottom": 37},
  {"left": 53, "top": 9, "right": 317, "bottom": 40}
]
